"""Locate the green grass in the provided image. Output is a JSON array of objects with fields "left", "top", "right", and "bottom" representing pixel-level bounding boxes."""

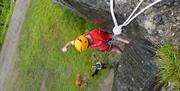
[
  {"left": 157, "top": 45, "right": 180, "bottom": 90},
  {"left": 7, "top": 0, "right": 110, "bottom": 91},
  {"left": 0, "top": 0, "right": 14, "bottom": 49}
]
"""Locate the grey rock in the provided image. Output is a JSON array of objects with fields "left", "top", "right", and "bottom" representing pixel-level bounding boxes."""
[
  {"left": 176, "top": 16, "right": 180, "bottom": 21},
  {"left": 52, "top": 0, "right": 180, "bottom": 91}
]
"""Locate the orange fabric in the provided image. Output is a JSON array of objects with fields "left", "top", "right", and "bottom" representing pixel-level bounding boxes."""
[{"left": 75, "top": 79, "right": 82, "bottom": 87}]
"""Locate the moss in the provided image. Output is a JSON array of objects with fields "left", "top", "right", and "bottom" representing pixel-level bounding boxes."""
[{"left": 157, "top": 45, "right": 180, "bottom": 90}]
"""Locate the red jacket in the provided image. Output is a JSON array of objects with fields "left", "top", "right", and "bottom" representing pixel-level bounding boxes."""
[{"left": 83, "top": 29, "right": 112, "bottom": 52}]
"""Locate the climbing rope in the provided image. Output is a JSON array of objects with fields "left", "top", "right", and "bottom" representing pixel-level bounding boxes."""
[{"left": 110, "top": 0, "right": 162, "bottom": 35}]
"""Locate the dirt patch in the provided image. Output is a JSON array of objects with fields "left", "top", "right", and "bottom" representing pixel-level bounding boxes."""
[{"left": 98, "top": 69, "right": 114, "bottom": 91}]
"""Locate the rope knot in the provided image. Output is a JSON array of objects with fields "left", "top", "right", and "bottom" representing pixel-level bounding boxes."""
[{"left": 113, "top": 25, "right": 123, "bottom": 35}]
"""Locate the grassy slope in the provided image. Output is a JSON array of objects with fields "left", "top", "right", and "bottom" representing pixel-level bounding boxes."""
[
  {"left": 0, "top": 0, "right": 14, "bottom": 49},
  {"left": 8, "top": 0, "right": 110, "bottom": 91}
]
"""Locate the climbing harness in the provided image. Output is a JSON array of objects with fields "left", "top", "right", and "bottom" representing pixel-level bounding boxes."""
[{"left": 110, "top": 0, "right": 162, "bottom": 36}]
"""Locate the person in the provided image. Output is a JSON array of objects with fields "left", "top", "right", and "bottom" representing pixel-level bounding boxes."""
[
  {"left": 62, "top": 28, "right": 129, "bottom": 53},
  {"left": 75, "top": 73, "right": 83, "bottom": 87},
  {"left": 92, "top": 61, "right": 107, "bottom": 77},
  {"left": 75, "top": 73, "right": 87, "bottom": 87}
]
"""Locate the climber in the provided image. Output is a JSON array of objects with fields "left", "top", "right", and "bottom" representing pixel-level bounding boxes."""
[
  {"left": 62, "top": 28, "right": 129, "bottom": 53},
  {"left": 91, "top": 61, "right": 108, "bottom": 77}
]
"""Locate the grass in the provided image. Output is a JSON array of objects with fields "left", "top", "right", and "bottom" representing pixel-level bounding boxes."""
[
  {"left": 6, "top": 0, "right": 110, "bottom": 91},
  {"left": 0, "top": 0, "right": 14, "bottom": 49},
  {"left": 157, "top": 45, "right": 180, "bottom": 90}
]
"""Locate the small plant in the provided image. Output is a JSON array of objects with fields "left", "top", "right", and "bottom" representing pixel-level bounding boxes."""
[{"left": 157, "top": 45, "right": 180, "bottom": 90}]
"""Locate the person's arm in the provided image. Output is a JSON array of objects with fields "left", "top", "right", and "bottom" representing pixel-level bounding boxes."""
[{"left": 62, "top": 40, "right": 74, "bottom": 52}]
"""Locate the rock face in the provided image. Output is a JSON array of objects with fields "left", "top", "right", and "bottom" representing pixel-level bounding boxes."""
[{"left": 53, "top": 0, "right": 180, "bottom": 91}]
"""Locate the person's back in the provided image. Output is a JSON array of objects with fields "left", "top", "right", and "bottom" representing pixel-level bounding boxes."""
[{"left": 95, "top": 62, "right": 102, "bottom": 70}]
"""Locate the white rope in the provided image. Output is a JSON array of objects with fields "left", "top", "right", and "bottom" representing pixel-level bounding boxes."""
[
  {"left": 123, "top": 0, "right": 144, "bottom": 25},
  {"left": 110, "top": 0, "right": 118, "bottom": 27},
  {"left": 110, "top": 0, "right": 162, "bottom": 35}
]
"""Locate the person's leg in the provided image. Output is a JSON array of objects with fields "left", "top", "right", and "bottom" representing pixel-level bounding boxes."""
[
  {"left": 101, "top": 63, "right": 107, "bottom": 69},
  {"left": 115, "top": 36, "right": 130, "bottom": 44},
  {"left": 108, "top": 32, "right": 129, "bottom": 44},
  {"left": 110, "top": 46, "right": 122, "bottom": 54},
  {"left": 92, "top": 70, "right": 99, "bottom": 77}
]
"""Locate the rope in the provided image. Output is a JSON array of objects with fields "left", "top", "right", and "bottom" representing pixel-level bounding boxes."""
[
  {"left": 110, "top": 0, "right": 118, "bottom": 27},
  {"left": 110, "top": 0, "right": 162, "bottom": 35}
]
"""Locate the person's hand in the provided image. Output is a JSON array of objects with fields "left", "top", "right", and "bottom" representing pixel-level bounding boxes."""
[{"left": 62, "top": 47, "right": 67, "bottom": 52}]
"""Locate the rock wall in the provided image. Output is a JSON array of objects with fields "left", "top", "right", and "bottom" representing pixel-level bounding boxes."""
[{"left": 52, "top": 0, "right": 180, "bottom": 91}]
